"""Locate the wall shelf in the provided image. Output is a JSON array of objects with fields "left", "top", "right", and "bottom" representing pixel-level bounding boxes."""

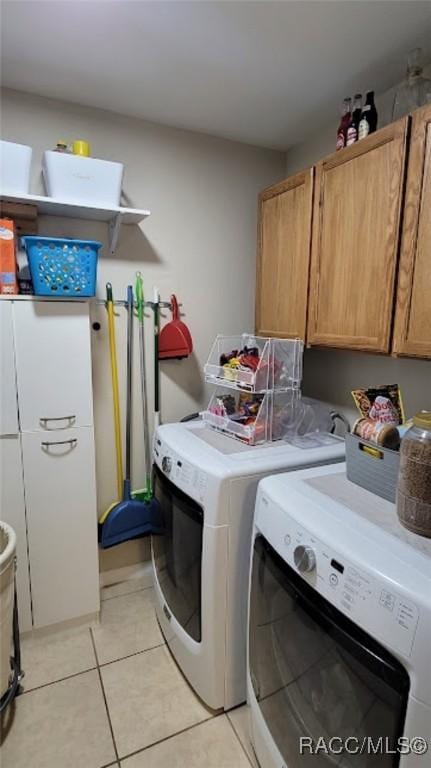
[{"left": 0, "top": 191, "right": 151, "bottom": 254}]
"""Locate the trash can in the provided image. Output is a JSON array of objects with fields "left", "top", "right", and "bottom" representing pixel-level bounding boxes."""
[{"left": 0, "top": 522, "right": 16, "bottom": 701}]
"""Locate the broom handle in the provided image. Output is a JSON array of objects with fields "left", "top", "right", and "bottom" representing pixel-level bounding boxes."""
[
  {"left": 153, "top": 286, "right": 160, "bottom": 429},
  {"left": 106, "top": 284, "right": 123, "bottom": 499},
  {"left": 135, "top": 273, "right": 152, "bottom": 490},
  {"left": 125, "top": 285, "right": 133, "bottom": 486}
]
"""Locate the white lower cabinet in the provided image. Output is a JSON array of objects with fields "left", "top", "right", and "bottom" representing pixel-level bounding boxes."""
[
  {"left": 21, "top": 426, "right": 100, "bottom": 628},
  {"left": 0, "top": 436, "right": 33, "bottom": 633}
]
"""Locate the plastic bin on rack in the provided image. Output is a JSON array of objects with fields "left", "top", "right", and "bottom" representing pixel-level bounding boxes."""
[
  {"left": 201, "top": 389, "right": 300, "bottom": 446},
  {"left": 204, "top": 334, "right": 303, "bottom": 392}
]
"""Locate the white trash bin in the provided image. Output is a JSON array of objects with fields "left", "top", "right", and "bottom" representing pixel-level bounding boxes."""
[{"left": 0, "top": 521, "right": 16, "bottom": 701}]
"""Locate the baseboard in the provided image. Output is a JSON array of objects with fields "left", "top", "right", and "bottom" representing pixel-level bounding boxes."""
[
  {"left": 99, "top": 560, "right": 153, "bottom": 589},
  {"left": 22, "top": 611, "right": 100, "bottom": 639}
]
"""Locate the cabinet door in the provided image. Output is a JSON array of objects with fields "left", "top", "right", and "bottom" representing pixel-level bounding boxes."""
[
  {"left": 256, "top": 169, "right": 314, "bottom": 339},
  {"left": 22, "top": 426, "right": 99, "bottom": 628},
  {"left": 393, "top": 104, "right": 431, "bottom": 357},
  {"left": 0, "top": 301, "right": 19, "bottom": 436},
  {"left": 308, "top": 119, "right": 408, "bottom": 352},
  {"left": 0, "top": 436, "right": 33, "bottom": 632},
  {"left": 13, "top": 301, "right": 94, "bottom": 432}
]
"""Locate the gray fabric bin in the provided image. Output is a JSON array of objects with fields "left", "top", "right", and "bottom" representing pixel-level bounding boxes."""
[{"left": 345, "top": 432, "right": 400, "bottom": 503}]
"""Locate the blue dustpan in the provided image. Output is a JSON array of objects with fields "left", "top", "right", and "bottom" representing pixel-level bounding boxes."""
[{"left": 100, "top": 484, "right": 162, "bottom": 549}]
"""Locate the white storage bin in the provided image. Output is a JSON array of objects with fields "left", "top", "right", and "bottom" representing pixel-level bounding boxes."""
[
  {"left": 42, "top": 150, "right": 124, "bottom": 206},
  {"left": 0, "top": 140, "right": 32, "bottom": 194}
]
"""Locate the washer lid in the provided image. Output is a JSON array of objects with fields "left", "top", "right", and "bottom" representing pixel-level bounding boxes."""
[
  {"left": 156, "top": 421, "right": 345, "bottom": 479},
  {"left": 258, "top": 464, "right": 431, "bottom": 592}
]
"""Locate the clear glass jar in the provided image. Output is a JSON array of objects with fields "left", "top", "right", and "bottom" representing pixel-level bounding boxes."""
[
  {"left": 392, "top": 48, "right": 431, "bottom": 121},
  {"left": 397, "top": 412, "right": 431, "bottom": 537}
]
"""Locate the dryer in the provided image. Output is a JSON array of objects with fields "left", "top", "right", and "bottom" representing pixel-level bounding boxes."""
[
  {"left": 248, "top": 463, "right": 431, "bottom": 767},
  {"left": 151, "top": 420, "right": 345, "bottom": 711}
]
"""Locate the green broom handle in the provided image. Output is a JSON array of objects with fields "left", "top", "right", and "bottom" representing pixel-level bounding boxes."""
[
  {"left": 153, "top": 287, "right": 160, "bottom": 421},
  {"left": 135, "top": 271, "right": 144, "bottom": 323}
]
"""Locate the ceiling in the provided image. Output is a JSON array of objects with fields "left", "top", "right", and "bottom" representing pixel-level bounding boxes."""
[{"left": 2, "top": 1, "right": 431, "bottom": 150}]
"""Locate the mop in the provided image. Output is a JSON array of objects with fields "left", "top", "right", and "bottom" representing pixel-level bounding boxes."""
[
  {"left": 131, "top": 272, "right": 153, "bottom": 502},
  {"left": 99, "top": 285, "right": 160, "bottom": 548}
]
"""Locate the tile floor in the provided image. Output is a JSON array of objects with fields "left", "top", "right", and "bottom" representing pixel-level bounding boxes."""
[{"left": 0, "top": 579, "right": 258, "bottom": 767}]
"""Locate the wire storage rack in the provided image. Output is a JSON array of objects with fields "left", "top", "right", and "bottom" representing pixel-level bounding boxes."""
[
  {"left": 204, "top": 334, "right": 303, "bottom": 392},
  {"left": 201, "top": 334, "right": 304, "bottom": 445}
]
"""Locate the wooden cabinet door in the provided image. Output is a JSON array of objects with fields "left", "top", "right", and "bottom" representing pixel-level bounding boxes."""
[
  {"left": 14, "top": 300, "right": 94, "bottom": 432},
  {"left": 22, "top": 426, "right": 99, "bottom": 628},
  {"left": 308, "top": 119, "right": 408, "bottom": 352},
  {"left": 256, "top": 169, "right": 314, "bottom": 339},
  {"left": 393, "top": 104, "right": 431, "bottom": 358}
]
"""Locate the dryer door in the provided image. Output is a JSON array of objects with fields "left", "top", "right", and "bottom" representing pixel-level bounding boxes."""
[
  {"left": 249, "top": 535, "right": 410, "bottom": 767},
  {"left": 152, "top": 463, "right": 203, "bottom": 642}
]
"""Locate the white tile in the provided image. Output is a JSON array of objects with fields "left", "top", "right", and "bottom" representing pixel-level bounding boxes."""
[
  {"left": 101, "top": 644, "right": 212, "bottom": 758},
  {"left": 20, "top": 625, "right": 96, "bottom": 691},
  {"left": 228, "top": 704, "right": 259, "bottom": 767},
  {"left": 121, "top": 715, "right": 251, "bottom": 767},
  {"left": 101, "top": 577, "right": 149, "bottom": 601},
  {"left": 92, "top": 589, "right": 163, "bottom": 665},
  {"left": 0, "top": 670, "right": 116, "bottom": 768}
]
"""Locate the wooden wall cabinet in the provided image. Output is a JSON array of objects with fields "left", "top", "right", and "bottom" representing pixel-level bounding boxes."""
[
  {"left": 256, "top": 111, "right": 431, "bottom": 358},
  {"left": 256, "top": 169, "right": 313, "bottom": 340},
  {"left": 307, "top": 119, "right": 408, "bottom": 353},
  {"left": 393, "top": 103, "right": 431, "bottom": 358}
]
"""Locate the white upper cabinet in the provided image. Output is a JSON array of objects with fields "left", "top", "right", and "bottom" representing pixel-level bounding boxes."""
[
  {"left": 0, "top": 301, "right": 19, "bottom": 436},
  {"left": 13, "top": 301, "right": 94, "bottom": 432}
]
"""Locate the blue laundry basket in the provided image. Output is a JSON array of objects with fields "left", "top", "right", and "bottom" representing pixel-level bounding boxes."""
[{"left": 23, "top": 236, "right": 102, "bottom": 297}]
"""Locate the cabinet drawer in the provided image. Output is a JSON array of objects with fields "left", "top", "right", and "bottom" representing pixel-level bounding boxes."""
[
  {"left": 13, "top": 301, "right": 94, "bottom": 432},
  {"left": 0, "top": 435, "right": 33, "bottom": 632},
  {"left": 0, "top": 302, "right": 19, "bottom": 436},
  {"left": 21, "top": 426, "right": 99, "bottom": 628}
]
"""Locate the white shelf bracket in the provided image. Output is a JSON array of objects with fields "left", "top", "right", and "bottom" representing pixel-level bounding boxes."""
[{"left": 109, "top": 212, "right": 123, "bottom": 254}]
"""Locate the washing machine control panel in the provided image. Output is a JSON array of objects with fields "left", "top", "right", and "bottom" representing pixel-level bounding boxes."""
[
  {"left": 161, "top": 456, "right": 172, "bottom": 474},
  {"left": 256, "top": 491, "right": 420, "bottom": 659},
  {"left": 153, "top": 438, "right": 208, "bottom": 504},
  {"left": 293, "top": 545, "right": 316, "bottom": 573}
]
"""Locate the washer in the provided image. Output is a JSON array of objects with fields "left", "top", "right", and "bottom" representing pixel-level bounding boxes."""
[
  {"left": 248, "top": 463, "right": 431, "bottom": 767},
  {"left": 151, "top": 420, "right": 345, "bottom": 711}
]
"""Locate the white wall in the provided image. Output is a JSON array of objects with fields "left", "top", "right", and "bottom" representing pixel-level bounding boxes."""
[
  {"left": 1, "top": 88, "right": 285, "bottom": 573},
  {"left": 286, "top": 74, "right": 431, "bottom": 425}
]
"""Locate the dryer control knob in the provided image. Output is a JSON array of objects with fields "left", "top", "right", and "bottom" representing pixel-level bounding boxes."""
[
  {"left": 294, "top": 545, "right": 316, "bottom": 573},
  {"left": 162, "top": 456, "right": 172, "bottom": 474}
]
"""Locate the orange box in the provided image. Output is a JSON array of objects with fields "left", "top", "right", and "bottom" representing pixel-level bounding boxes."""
[{"left": 0, "top": 218, "right": 18, "bottom": 295}]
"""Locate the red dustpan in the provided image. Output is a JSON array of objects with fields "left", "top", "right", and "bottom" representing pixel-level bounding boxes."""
[{"left": 159, "top": 295, "right": 193, "bottom": 360}]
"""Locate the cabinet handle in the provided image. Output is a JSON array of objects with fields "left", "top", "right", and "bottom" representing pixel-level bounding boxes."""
[
  {"left": 39, "top": 415, "right": 76, "bottom": 428},
  {"left": 41, "top": 438, "right": 77, "bottom": 449}
]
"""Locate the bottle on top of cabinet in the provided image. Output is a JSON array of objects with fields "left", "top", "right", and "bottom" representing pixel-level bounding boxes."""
[
  {"left": 346, "top": 93, "right": 363, "bottom": 146},
  {"left": 358, "top": 91, "right": 378, "bottom": 140},
  {"left": 336, "top": 97, "right": 352, "bottom": 151}
]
